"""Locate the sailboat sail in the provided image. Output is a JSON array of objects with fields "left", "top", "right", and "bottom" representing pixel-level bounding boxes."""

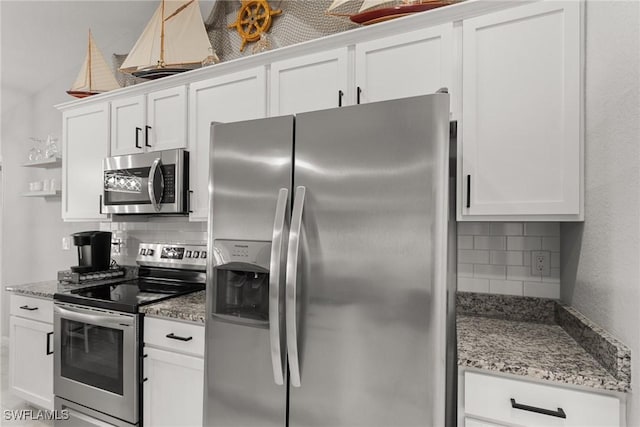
[
  {"left": 120, "top": 0, "right": 212, "bottom": 74},
  {"left": 68, "top": 30, "right": 120, "bottom": 97}
]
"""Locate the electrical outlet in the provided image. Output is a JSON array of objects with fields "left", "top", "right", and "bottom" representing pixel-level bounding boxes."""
[
  {"left": 62, "top": 236, "right": 72, "bottom": 250},
  {"left": 531, "top": 251, "right": 550, "bottom": 276}
]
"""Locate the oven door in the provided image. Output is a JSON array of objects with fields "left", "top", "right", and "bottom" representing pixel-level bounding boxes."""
[
  {"left": 54, "top": 303, "right": 138, "bottom": 424},
  {"left": 102, "top": 149, "right": 186, "bottom": 215}
]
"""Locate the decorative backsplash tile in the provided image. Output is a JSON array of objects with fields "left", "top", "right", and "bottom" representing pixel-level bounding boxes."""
[
  {"left": 105, "top": 219, "right": 207, "bottom": 266},
  {"left": 457, "top": 222, "right": 561, "bottom": 299}
]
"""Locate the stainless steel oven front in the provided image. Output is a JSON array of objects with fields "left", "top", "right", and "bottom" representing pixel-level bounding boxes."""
[
  {"left": 54, "top": 303, "right": 139, "bottom": 425},
  {"left": 102, "top": 148, "right": 188, "bottom": 215}
]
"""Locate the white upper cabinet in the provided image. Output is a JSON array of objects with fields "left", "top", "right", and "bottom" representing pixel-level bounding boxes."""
[
  {"left": 188, "top": 68, "right": 267, "bottom": 221},
  {"left": 460, "top": 1, "right": 582, "bottom": 221},
  {"left": 110, "top": 95, "right": 144, "bottom": 156},
  {"left": 62, "top": 103, "right": 109, "bottom": 221},
  {"left": 355, "top": 24, "right": 454, "bottom": 107},
  {"left": 146, "top": 86, "right": 188, "bottom": 152},
  {"left": 110, "top": 86, "right": 187, "bottom": 156},
  {"left": 270, "top": 47, "right": 349, "bottom": 115}
]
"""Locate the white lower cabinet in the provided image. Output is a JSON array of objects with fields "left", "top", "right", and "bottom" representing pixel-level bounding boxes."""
[
  {"left": 143, "top": 318, "right": 204, "bottom": 427},
  {"left": 463, "top": 371, "right": 622, "bottom": 427},
  {"left": 9, "top": 295, "right": 54, "bottom": 410}
]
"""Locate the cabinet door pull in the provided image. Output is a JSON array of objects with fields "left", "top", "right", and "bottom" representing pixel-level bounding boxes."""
[
  {"left": 338, "top": 90, "right": 344, "bottom": 107},
  {"left": 510, "top": 398, "right": 566, "bottom": 419},
  {"left": 466, "top": 174, "right": 471, "bottom": 209},
  {"left": 166, "top": 333, "right": 193, "bottom": 342},
  {"left": 99, "top": 195, "right": 103, "bottom": 215},
  {"left": 46, "top": 331, "right": 54, "bottom": 355},
  {"left": 357, "top": 86, "right": 362, "bottom": 104},
  {"left": 135, "top": 127, "right": 142, "bottom": 149},
  {"left": 145, "top": 125, "right": 152, "bottom": 148},
  {"left": 19, "top": 305, "right": 38, "bottom": 311}
]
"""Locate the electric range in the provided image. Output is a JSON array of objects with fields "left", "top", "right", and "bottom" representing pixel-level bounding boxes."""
[{"left": 53, "top": 242, "right": 206, "bottom": 427}]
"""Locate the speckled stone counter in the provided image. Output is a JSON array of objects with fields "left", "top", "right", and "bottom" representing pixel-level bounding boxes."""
[
  {"left": 5, "top": 280, "right": 112, "bottom": 299},
  {"left": 140, "top": 291, "right": 205, "bottom": 323},
  {"left": 458, "top": 292, "right": 631, "bottom": 393}
]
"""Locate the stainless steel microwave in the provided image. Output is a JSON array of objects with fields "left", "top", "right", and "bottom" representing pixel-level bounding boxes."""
[{"left": 102, "top": 149, "right": 189, "bottom": 215}]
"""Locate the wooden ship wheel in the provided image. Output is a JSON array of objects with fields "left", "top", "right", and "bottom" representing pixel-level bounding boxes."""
[{"left": 228, "top": 0, "right": 282, "bottom": 52}]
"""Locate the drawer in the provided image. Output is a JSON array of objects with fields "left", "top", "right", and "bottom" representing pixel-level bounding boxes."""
[
  {"left": 10, "top": 294, "right": 53, "bottom": 323},
  {"left": 144, "top": 317, "right": 204, "bottom": 357},
  {"left": 465, "top": 372, "right": 620, "bottom": 427}
]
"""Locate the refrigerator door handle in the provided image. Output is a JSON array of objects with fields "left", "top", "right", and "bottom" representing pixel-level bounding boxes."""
[
  {"left": 286, "top": 185, "right": 306, "bottom": 387},
  {"left": 269, "top": 188, "right": 289, "bottom": 386}
]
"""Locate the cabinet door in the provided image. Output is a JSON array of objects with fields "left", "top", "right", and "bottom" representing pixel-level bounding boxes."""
[
  {"left": 355, "top": 24, "right": 453, "bottom": 105},
  {"left": 146, "top": 86, "right": 188, "bottom": 152},
  {"left": 9, "top": 316, "right": 54, "bottom": 410},
  {"left": 143, "top": 347, "right": 204, "bottom": 427},
  {"left": 110, "top": 95, "right": 145, "bottom": 156},
  {"left": 62, "top": 103, "right": 109, "bottom": 221},
  {"left": 461, "top": 1, "right": 582, "bottom": 220},
  {"left": 188, "top": 68, "right": 267, "bottom": 221},
  {"left": 270, "top": 47, "right": 349, "bottom": 115}
]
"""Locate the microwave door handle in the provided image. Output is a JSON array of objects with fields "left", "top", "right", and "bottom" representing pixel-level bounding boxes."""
[
  {"left": 286, "top": 185, "right": 306, "bottom": 388},
  {"left": 269, "top": 188, "right": 289, "bottom": 386},
  {"left": 148, "top": 157, "right": 165, "bottom": 212}
]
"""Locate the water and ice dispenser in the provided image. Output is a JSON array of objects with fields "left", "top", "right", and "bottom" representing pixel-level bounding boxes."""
[{"left": 212, "top": 240, "right": 272, "bottom": 323}]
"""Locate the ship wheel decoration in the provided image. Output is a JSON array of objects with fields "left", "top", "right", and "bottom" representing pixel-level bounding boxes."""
[{"left": 228, "top": 0, "right": 282, "bottom": 52}]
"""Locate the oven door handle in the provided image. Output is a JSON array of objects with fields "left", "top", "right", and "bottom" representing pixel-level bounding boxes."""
[
  {"left": 148, "top": 157, "right": 165, "bottom": 212},
  {"left": 55, "top": 305, "right": 133, "bottom": 328}
]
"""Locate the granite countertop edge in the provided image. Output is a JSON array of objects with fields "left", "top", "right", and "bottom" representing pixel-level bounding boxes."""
[
  {"left": 140, "top": 291, "right": 206, "bottom": 324},
  {"left": 458, "top": 292, "right": 632, "bottom": 394}
]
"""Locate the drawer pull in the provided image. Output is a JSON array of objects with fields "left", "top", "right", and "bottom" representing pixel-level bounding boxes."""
[
  {"left": 510, "top": 398, "right": 566, "bottom": 419},
  {"left": 166, "top": 333, "right": 193, "bottom": 342},
  {"left": 20, "top": 305, "right": 39, "bottom": 311}
]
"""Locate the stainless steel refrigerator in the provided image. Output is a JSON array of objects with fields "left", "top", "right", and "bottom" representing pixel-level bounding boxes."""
[{"left": 205, "top": 94, "right": 456, "bottom": 427}]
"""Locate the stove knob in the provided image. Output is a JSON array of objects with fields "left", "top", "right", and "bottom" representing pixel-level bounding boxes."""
[
  {"left": 201, "top": 251, "right": 207, "bottom": 259},
  {"left": 193, "top": 251, "right": 200, "bottom": 259},
  {"left": 140, "top": 249, "right": 147, "bottom": 255},
  {"left": 185, "top": 250, "right": 192, "bottom": 258},
  {"left": 147, "top": 249, "right": 154, "bottom": 256}
]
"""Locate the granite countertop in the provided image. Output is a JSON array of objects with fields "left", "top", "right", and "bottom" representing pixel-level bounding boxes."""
[
  {"left": 458, "top": 293, "right": 631, "bottom": 393},
  {"left": 140, "top": 291, "right": 206, "bottom": 323},
  {"left": 5, "top": 280, "right": 109, "bottom": 299}
]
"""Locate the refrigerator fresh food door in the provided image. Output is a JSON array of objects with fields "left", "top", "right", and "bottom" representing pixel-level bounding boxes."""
[
  {"left": 288, "top": 94, "right": 451, "bottom": 426},
  {"left": 206, "top": 116, "right": 293, "bottom": 427}
]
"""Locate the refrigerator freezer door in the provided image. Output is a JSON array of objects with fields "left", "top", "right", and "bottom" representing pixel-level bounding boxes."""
[
  {"left": 206, "top": 116, "right": 293, "bottom": 427},
  {"left": 289, "top": 94, "right": 451, "bottom": 426}
]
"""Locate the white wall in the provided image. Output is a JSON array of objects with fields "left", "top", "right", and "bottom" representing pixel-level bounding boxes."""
[
  {"left": 561, "top": 0, "right": 640, "bottom": 424},
  {"left": 0, "top": 2, "right": 159, "bottom": 338}
]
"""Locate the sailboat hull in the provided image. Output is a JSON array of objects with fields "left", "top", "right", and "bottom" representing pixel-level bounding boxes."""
[
  {"left": 66, "top": 90, "right": 101, "bottom": 99},
  {"left": 132, "top": 67, "right": 196, "bottom": 80}
]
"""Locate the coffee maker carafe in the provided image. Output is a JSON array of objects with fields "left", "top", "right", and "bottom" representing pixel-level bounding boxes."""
[{"left": 70, "top": 231, "right": 112, "bottom": 273}]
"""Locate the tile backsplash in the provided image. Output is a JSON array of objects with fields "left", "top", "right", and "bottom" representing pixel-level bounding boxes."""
[
  {"left": 101, "top": 219, "right": 560, "bottom": 299},
  {"left": 101, "top": 219, "right": 207, "bottom": 266},
  {"left": 457, "top": 222, "right": 561, "bottom": 299}
]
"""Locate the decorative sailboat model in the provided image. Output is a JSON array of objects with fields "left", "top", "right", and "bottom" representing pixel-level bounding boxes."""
[
  {"left": 67, "top": 30, "right": 121, "bottom": 98},
  {"left": 120, "top": 0, "right": 214, "bottom": 79},
  {"left": 327, "top": 0, "right": 455, "bottom": 25}
]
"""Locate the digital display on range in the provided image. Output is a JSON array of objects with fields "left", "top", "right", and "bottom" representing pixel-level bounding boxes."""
[{"left": 161, "top": 247, "right": 185, "bottom": 260}]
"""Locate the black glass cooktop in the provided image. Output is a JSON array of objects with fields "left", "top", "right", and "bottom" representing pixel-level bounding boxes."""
[{"left": 54, "top": 279, "right": 204, "bottom": 313}]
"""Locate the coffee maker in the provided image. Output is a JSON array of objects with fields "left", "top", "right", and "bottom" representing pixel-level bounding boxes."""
[{"left": 70, "top": 231, "right": 112, "bottom": 273}]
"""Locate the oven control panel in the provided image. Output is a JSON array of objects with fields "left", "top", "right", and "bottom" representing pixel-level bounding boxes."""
[{"left": 137, "top": 243, "right": 207, "bottom": 270}]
